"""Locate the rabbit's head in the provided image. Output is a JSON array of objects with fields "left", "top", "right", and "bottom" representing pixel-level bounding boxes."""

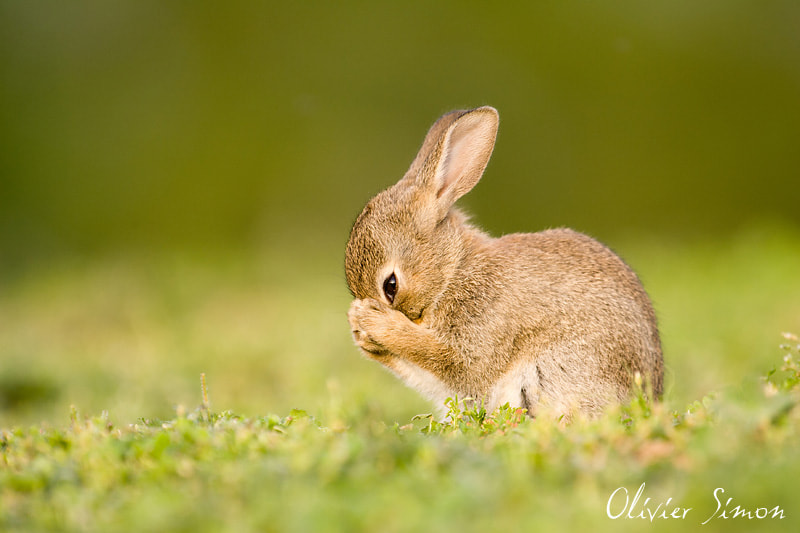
[{"left": 345, "top": 106, "right": 499, "bottom": 323}]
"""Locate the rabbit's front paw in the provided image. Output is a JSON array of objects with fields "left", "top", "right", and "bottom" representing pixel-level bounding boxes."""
[{"left": 348, "top": 298, "right": 406, "bottom": 356}]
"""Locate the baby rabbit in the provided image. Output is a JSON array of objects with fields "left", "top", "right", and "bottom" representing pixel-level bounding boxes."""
[{"left": 346, "top": 106, "right": 663, "bottom": 419}]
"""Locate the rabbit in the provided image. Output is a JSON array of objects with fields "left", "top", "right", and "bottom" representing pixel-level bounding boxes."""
[{"left": 345, "top": 106, "right": 663, "bottom": 419}]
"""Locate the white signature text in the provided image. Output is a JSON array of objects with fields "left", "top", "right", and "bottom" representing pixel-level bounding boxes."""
[{"left": 606, "top": 483, "right": 785, "bottom": 524}]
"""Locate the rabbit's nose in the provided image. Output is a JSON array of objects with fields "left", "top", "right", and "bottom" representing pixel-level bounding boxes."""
[{"left": 407, "top": 307, "right": 425, "bottom": 324}]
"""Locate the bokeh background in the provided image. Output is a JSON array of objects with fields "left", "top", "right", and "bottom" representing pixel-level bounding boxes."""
[{"left": 1, "top": 1, "right": 799, "bottom": 427}]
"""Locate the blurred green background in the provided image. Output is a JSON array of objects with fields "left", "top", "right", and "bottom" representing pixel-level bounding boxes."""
[{"left": 1, "top": 1, "right": 799, "bottom": 427}]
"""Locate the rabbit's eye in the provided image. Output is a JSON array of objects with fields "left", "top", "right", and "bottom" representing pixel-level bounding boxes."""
[{"left": 383, "top": 273, "right": 398, "bottom": 304}]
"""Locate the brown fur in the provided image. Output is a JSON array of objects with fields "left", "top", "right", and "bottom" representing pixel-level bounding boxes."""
[{"left": 345, "top": 107, "right": 663, "bottom": 418}]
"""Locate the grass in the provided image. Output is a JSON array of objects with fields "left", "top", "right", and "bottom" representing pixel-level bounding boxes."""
[
  {"left": 1, "top": 344, "right": 799, "bottom": 532},
  {"left": 1, "top": 226, "right": 800, "bottom": 531}
]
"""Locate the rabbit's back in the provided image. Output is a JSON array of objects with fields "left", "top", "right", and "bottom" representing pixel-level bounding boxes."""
[{"left": 429, "top": 227, "right": 663, "bottom": 413}]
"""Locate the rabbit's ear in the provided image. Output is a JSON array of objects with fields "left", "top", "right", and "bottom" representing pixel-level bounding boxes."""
[
  {"left": 405, "top": 109, "right": 467, "bottom": 180},
  {"left": 416, "top": 107, "right": 499, "bottom": 212}
]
